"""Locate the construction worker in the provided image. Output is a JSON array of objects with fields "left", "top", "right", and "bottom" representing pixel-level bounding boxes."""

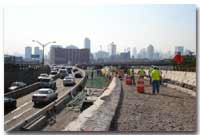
[
  {"left": 148, "top": 65, "right": 154, "bottom": 85},
  {"left": 151, "top": 66, "right": 161, "bottom": 94},
  {"left": 138, "top": 67, "right": 146, "bottom": 78},
  {"left": 129, "top": 67, "right": 135, "bottom": 85}
]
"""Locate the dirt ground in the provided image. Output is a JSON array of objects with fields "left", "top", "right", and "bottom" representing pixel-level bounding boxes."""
[{"left": 110, "top": 79, "right": 196, "bottom": 132}]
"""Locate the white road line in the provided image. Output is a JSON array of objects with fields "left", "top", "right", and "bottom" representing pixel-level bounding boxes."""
[
  {"left": 10, "top": 101, "right": 32, "bottom": 114},
  {"left": 5, "top": 108, "right": 32, "bottom": 125}
]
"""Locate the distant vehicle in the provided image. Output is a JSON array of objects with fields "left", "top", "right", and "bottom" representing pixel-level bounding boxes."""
[
  {"left": 59, "top": 69, "right": 68, "bottom": 79},
  {"left": 72, "top": 68, "right": 78, "bottom": 73},
  {"left": 61, "top": 66, "right": 66, "bottom": 70},
  {"left": 66, "top": 66, "right": 73, "bottom": 74},
  {"left": 63, "top": 75, "right": 76, "bottom": 86},
  {"left": 4, "top": 97, "right": 17, "bottom": 111},
  {"left": 38, "top": 73, "right": 49, "bottom": 80},
  {"left": 8, "top": 82, "right": 27, "bottom": 92},
  {"left": 52, "top": 68, "right": 58, "bottom": 72},
  {"left": 32, "top": 88, "right": 58, "bottom": 105},
  {"left": 74, "top": 72, "right": 83, "bottom": 78},
  {"left": 39, "top": 77, "right": 56, "bottom": 89},
  {"left": 49, "top": 71, "right": 58, "bottom": 78}
]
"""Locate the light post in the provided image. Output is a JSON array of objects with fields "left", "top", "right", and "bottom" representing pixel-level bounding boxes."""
[{"left": 32, "top": 40, "right": 56, "bottom": 65}]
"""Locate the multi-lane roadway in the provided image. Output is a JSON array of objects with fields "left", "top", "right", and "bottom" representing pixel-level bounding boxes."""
[{"left": 4, "top": 78, "right": 81, "bottom": 130}]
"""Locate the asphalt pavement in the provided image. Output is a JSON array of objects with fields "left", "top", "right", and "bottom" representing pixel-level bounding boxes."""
[{"left": 110, "top": 78, "right": 196, "bottom": 131}]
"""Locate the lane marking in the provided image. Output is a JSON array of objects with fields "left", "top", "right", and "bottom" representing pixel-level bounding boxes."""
[
  {"left": 10, "top": 101, "right": 32, "bottom": 114},
  {"left": 5, "top": 108, "right": 32, "bottom": 125}
]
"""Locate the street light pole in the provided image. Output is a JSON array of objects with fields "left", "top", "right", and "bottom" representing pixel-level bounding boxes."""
[{"left": 32, "top": 40, "right": 56, "bottom": 65}]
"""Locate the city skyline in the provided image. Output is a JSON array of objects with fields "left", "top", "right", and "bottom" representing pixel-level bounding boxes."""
[
  {"left": 4, "top": 42, "right": 193, "bottom": 60},
  {"left": 3, "top": 5, "right": 196, "bottom": 56}
]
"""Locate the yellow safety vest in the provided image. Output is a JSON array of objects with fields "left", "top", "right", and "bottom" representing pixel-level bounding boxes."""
[
  {"left": 151, "top": 69, "right": 160, "bottom": 80},
  {"left": 129, "top": 69, "right": 134, "bottom": 76},
  {"left": 140, "top": 69, "right": 145, "bottom": 76}
]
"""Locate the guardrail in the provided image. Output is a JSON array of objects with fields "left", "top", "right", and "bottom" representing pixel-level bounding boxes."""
[
  {"left": 7, "top": 68, "right": 87, "bottom": 132},
  {"left": 5, "top": 82, "right": 40, "bottom": 99},
  {"left": 5, "top": 73, "right": 60, "bottom": 99}
]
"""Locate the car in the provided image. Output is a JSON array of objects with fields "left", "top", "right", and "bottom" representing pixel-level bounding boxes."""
[
  {"left": 8, "top": 82, "right": 27, "bottom": 92},
  {"left": 38, "top": 73, "right": 49, "bottom": 80},
  {"left": 39, "top": 77, "right": 56, "bottom": 90},
  {"left": 72, "top": 68, "right": 78, "bottom": 73},
  {"left": 4, "top": 97, "right": 17, "bottom": 111},
  {"left": 59, "top": 69, "right": 68, "bottom": 79},
  {"left": 52, "top": 68, "right": 58, "bottom": 72},
  {"left": 63, "top": 75, "right": 76, "bottom": 86},
  {"left": 66, "top": 66, "right": 73, "bottom": 74},
  {"left": 49, "top": 71, "right": 58, "bottom": 78},
  {"left": 74, "top": 72, "right": 83, "bottom": 78},
  {"left": 61, "top": 66, "right": 66, "bottom": 70},
  {"left": 32, "top": 88, "right": 58, "bottom": 105}
]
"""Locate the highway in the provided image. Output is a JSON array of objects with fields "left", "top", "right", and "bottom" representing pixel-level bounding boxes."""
[{"left": 4, "top": 78, "right": 81, "bottom": 130}]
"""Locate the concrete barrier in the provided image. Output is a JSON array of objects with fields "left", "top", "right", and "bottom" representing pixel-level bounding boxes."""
[
  {"left": 161, "top": 70, "right": 196, "bottom": 88},
  {"left": 64, "top": 77, "right": 122, "bottom": 131},
  {"left": 134, "top": 69, "right": 196, "bottom": 90},
  {"left": 4, "top": 82, "right": 40, "bottom": 99}
]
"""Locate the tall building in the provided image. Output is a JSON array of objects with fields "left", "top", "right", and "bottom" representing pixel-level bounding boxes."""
[
  {"left": 120, "top": 51, "right": 130, "bottom": 61},
  {"left": 94, "top": 51, "right": 109, "bottom": 60},
  {"left": 147, "top": 44, "right": 154, "bottom": 59},
  {"left": 109, "top": 42, "right": 117, "bottom": 56},
  {"left": 132, "top": 47, "right": 137, "bottom": 58},
  {"left": 138, "top": 48, "right": 146, "bottom": 59},
  {"left": 34, "top": 47, "right": 40, "bottom": 55},
  {"left": 39, "top": 50, "right": 43, "bottom": 62},
  {"left": 175, "top": 46, "right": 184, "bottom": 55},
  {"left": 49, "top": 46, "right": 90, "bottom": 65},
  {"left": 84, "top": 37, "right": 91, "bottom": 51},
  {"left": 25, "top": 46, "right": 32, "bottom": 59},
  {"left": 33, "top": 47, "right": 41, "bottom": 61}
]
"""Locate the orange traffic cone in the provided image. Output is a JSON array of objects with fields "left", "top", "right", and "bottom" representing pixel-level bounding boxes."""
[
  {"left": 137, "top": 78, "right": 144, "bottom": 93},
  {"left": 126, "top": 76, "right": 132, "bottom": 85}
]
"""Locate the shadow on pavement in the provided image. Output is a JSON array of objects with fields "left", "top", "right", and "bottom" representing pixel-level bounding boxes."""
[
  {"left": 142, "top": 92, "right": 183, "bottom": 99},
  {"left": 159, "top": 93, "right": 183, "bottom": 99},
  {"left": 110, "top": 81, "right": 124, "bottom": 131}
]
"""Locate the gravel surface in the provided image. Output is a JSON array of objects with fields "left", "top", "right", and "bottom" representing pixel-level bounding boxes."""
[{"left": 110, "top": 79, "right": 196, "bottom": 132}]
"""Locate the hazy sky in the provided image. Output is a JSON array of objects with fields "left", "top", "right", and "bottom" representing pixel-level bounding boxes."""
[{"left": 3, "top": 4, "right": 196, "bottom": 56}]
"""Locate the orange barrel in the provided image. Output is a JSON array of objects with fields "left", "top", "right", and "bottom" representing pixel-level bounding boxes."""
[
  {"left": 126, "top": 76, "right": 132, "bottom": 85},
  {"left": 137, "top": 78, "right": 144, "bottom": 93}
]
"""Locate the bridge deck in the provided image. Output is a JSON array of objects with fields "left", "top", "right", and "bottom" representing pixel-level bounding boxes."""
[{"left": 110, "top": 78, "right": 196, "bottom": 131}]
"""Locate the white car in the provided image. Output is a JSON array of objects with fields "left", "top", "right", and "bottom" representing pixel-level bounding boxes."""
[
  {"left": 63, "top": 75, "right": 76, "bottom": 86},
  {"left": 38, "top": 73, "right": 49, "bottom": 80},
  {"left": 32, "top": 88, "right": 58, "bottom": 105},
  {"left": 49, "top": 71, "right": 58, "bottom": 78}
]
